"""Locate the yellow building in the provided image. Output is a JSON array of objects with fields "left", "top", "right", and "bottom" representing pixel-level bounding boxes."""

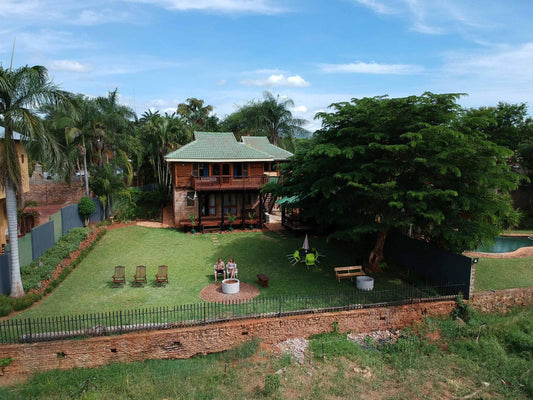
[{"left": 0, "top": 129, "right": 30, "bottom": 250}]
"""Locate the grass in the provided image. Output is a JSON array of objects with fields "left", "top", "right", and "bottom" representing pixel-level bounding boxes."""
[
  {"left": 14, "top": 226, "right": 375, "bottom": 319},
  {"left": 474, "top": 257, "right": 533, "bottom": 291},
  {"left": 1, "top": 307, "right": 531, "bottom": 399},
  {"left": 11, "top": 225, "right": 532, "bottom": 319}
]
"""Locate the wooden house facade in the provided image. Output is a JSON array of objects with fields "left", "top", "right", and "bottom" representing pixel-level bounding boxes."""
[{"left": 165, "top": 132, "right": 292, "bottom": 231}]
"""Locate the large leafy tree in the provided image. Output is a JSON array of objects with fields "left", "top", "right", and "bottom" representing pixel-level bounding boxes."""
[
  {"left": 273, "top": 93, "right": 521, "bottom": 272},
  {"left": 0, "top": 65, "right": 69, "bottom": 297}
]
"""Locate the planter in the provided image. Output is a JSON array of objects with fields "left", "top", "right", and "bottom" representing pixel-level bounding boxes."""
[
  {"left": 222, "top": 279, "right": 240, "bottom": 294},
  {"left": 356, "top": 276, "right": 374, "bottom": 291}
]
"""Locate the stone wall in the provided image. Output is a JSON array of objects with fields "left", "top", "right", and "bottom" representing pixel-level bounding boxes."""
[
  {"left": 24, "top": 183, "right": 85, "bottom": 205},
  {"left": 0, "top": 301, "right": 456, "bottom": 377},
  {"left": 470, "top": 287, "right": 533, "bottom": 313}
]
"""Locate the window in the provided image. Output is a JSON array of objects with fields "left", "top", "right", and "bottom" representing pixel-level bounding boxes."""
[
  {"left": 233, "top": 163, "right": 248, "bottom": 178},
  {"left": 222, "top": 164, "right": 230, "bottom": 175},
  {"left": 192, "top": 163, "right": 198, "bottom": 177},
  {"left": 223, "top": 193, "right": 237, "bottom": 215},
  {"left": 212, "top": 164, "right": 221, "bottom": 175},
  {"left": 233, "top": 163, "right": 242, "bottom": 178},
  {"left": 208, "top": 194, "right": 216, "bottom": 215},
  {"left": 200, "top": 163, "right": 209, "bottom": 177},
  {"left": 264, "top": 162, "right": 271, "bottom": 172}
]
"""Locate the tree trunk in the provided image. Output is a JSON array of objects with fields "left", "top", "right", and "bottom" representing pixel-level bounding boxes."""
[
  {"left": 5, "top": 179, "right": 25, "bottom": 297},
  {"left": 83, "top": 151, "right": 89, "bottom": 197},
  {"left": 368, "top": 230, "right": 387, "bottom": 273}
]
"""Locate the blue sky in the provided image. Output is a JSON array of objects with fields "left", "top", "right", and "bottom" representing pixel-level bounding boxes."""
[{"left": 3, "top": 0, "right": 533, "bottom": 131}]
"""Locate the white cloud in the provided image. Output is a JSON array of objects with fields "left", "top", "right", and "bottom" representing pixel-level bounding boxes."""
[
  {"left": 293, "top": 105, "right": 307, "bottom": 113},
  {"left": 73, "top": 9, "right": 133, "bottom": 25},
  {"left": 353, "top": 0, "right": 397, "bottom": 15},
  {"left": 49, "top": 59, "right": 93, "bottom": 73},
  {"left": 240, "top": 74, "right": 311, "bottom": 87},
  {"left": 124, "top": 0, "right": 286, "bottom": 14},
  {"left": 319, "top": 61, "right": 423, "bottom": 75},
  {"left": 218, "top": 79, "right": 227, "bottom": 86}
]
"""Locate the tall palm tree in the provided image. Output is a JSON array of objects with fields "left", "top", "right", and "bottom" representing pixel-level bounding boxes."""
[
  {"left": 224, "top": 91, "right": 309, "bottom": 148},
  {"left": 0, "top": 65, "right": 69, "bottom": 297}
]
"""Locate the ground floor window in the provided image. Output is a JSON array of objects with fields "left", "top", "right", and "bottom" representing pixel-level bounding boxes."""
[{"left": 223, "top": 193, "right": 237, "bottom": 215}]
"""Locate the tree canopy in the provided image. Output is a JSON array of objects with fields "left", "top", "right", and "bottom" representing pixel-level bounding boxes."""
[{"left": 270, "top": 93, "right": 522, "bottom": 272}]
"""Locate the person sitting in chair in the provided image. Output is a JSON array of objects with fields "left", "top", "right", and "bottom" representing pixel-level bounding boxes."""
[
  {"left": 214, "top": 258, "right": 225, "bottom": 282},
  {"left": 227, "top": 257, "right": 237, "bottom": 278}
]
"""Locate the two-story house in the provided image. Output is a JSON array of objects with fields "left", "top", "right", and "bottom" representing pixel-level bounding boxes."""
[
  {"left": 0, "top": 128, "right": 30, "bottom": 251},
  {"left": 164, "top": 132, "right": 292, "bottom": 231}
]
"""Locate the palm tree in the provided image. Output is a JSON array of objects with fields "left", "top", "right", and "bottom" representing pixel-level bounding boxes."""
[
  {"left": 223, "top": 91, "right": 309, "bottom": 148},
  {"left": 0, "top": 65, "right": 69, "bottom": 297}
]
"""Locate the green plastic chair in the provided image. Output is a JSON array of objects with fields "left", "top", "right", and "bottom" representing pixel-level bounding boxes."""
[{"left": 305, "top": 252, "right": 316, "bottom": 268}]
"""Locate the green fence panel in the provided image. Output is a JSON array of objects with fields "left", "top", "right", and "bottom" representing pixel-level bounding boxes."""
[
  {"left": 18, "top": 233, "right": 33, "bottom": 267},
  {"left": 49, "top": 211, "right": 62, "bottom": 243}
]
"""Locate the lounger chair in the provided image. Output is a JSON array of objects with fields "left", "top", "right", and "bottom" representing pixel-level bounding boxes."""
[
  {"left": 287, "top": 250, "right": 301, "bottom": 265},
  {"left": 133, "top": 265, "right": 147, "bottom": 286},
  {"left": 226, "top": 263, "right": 238, "bottom": 279},
  {"left": 155, "top": 265, "right": 168, "bottom": 286},
  {"left": 112, "top": 265, "right": 126, "bottom": 286},
  {"left": 214, "top": 265, "right": 225, "bottom": 281}
]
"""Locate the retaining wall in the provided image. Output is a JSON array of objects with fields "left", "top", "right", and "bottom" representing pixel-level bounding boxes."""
[
  {"left": 1, "top": 301, "right": 455, "bottom": 377},
  {"left": 1, "top": 288, "right": 532, "bottom": 379}
]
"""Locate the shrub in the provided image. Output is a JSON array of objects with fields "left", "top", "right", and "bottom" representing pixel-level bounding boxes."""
[
  {"left": 78, "top": 197, "right": 96, "bottom": 226},
  {"left": 264, "top": 374, "right": 280, "bottom": 394},
  {"left": 451, "top": 293, "right": 472, "bottom": 322}
]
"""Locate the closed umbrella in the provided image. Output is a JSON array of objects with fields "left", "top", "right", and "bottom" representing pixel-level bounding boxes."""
[{"left": 302, "top": 234, "right": 309, "bottom": 251}]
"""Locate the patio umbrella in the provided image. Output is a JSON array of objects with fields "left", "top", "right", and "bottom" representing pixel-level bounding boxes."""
[{"left": 302, "top": 234, "right": 309, "bottom": 251}]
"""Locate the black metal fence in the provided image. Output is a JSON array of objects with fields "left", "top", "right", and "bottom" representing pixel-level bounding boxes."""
[{"left": 0, "top": 284, "right": 462, "bottom": 344}]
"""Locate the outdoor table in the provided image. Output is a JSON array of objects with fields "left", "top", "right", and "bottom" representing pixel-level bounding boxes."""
[{"left": 257, "top": 274, "right": 270, "bottom": 288}]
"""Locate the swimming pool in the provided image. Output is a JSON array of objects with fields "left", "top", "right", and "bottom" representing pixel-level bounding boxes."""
[{"left": 474, "top": 236, "right": 533, "bottom": 253}]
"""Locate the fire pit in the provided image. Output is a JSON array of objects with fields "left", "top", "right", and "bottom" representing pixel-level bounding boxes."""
[{"left": 222, "top": 278, "right": 240, "bottom": 294}]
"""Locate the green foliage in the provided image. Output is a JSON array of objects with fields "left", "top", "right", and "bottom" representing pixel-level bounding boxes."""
[
  {"left": 77, "top": 196, "right": 96, "bottom": 221},
  {"left": 114, "top": 188, "right": 166, "bottom": 222},
  {"left": 264, "top": 374, "right": 280, "bottom": 394},
  {"left": 274, "top": 93, "right": 522, "bottom": 270},
  {"left": 218, "top": 338, "right": 260, "bottom": 362},
  {"left": 0, "top": 228, "right": 106, "bottom": 316},
  {"left": 451, "top": 293, "right": 473, "bottom": 322}
]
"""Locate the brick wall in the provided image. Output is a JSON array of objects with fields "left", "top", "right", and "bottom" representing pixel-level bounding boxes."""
[
  {"left": 2, "top": 290, "right": 532, "bottom": 378},
  {"left": 0, "top": 301, "right": 455, "bottom": 377},
  {"left": 25, "top": 183, "right": 85, "bottom": 205}
]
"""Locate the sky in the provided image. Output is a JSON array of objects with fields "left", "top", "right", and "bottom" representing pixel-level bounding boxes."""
[{"left": 3, "top": 0, "right": 533, "bottom": 132}]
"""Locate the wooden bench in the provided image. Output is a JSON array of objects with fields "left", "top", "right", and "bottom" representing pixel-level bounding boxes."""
[
  {"left": 257, "top": 274, "right": 270, "bottom": 288},
  {"left": 334, "top": 266, "right": 365, "bottom": 282}
]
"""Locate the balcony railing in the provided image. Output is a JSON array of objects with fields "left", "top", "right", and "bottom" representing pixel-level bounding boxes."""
[{"left": 191, "top": 175, "right": 270, "bottom": 191}]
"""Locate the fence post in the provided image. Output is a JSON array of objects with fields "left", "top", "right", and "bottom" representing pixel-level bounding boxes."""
[
  {"left": 203, "top": 303, "right": 206, "bottom": 325},
  {"left": 27, "top": 318, "right": 32, "bottom": 343},
  {"left": 119, "top": 311, "right": 123, "bottom": 334},
  {"left": 278, "top": 296, "right": 282, "bottom": 317}
]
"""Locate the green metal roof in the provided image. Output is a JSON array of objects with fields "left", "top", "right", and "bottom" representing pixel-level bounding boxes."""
[
  {"left": 241, "top": 136, "right": 293, "bottom": 161},
  {"left": 165, "top": 131, "right": 292, "bottom": 162}
]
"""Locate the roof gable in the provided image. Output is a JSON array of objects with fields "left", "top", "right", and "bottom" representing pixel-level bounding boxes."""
[{"left": 241, "top": 136, "right": 293, "bottom": 160}]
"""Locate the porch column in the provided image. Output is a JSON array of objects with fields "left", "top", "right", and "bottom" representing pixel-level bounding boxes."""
[
  {"left": 220, "top": 193, "right": 224, "bottom": 232},
  {"left": 259, "top": 194, "right": 263, "bottom": 228},
  {"left": 241, "top": 192, "right": 245, "bottom": 228},
  {"left": 197, "top": 194, "right": 202, "bottom": 228}
]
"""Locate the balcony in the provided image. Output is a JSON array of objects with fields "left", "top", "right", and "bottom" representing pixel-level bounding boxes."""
[{"left": 191, "top": 175, "right": 271, "bottom": 191}]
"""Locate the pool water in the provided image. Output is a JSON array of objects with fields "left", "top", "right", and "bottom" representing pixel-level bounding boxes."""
[{"left": 474, "top": 236, "right": 533, "bottom": 253}]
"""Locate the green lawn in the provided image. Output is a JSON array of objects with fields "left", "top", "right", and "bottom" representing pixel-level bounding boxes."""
[
  {"left": 16, "top": 226, "right": 368, "bottom": 318},
  {"left": 474, "top": 256, "right": 533, "bottom": 291}
]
